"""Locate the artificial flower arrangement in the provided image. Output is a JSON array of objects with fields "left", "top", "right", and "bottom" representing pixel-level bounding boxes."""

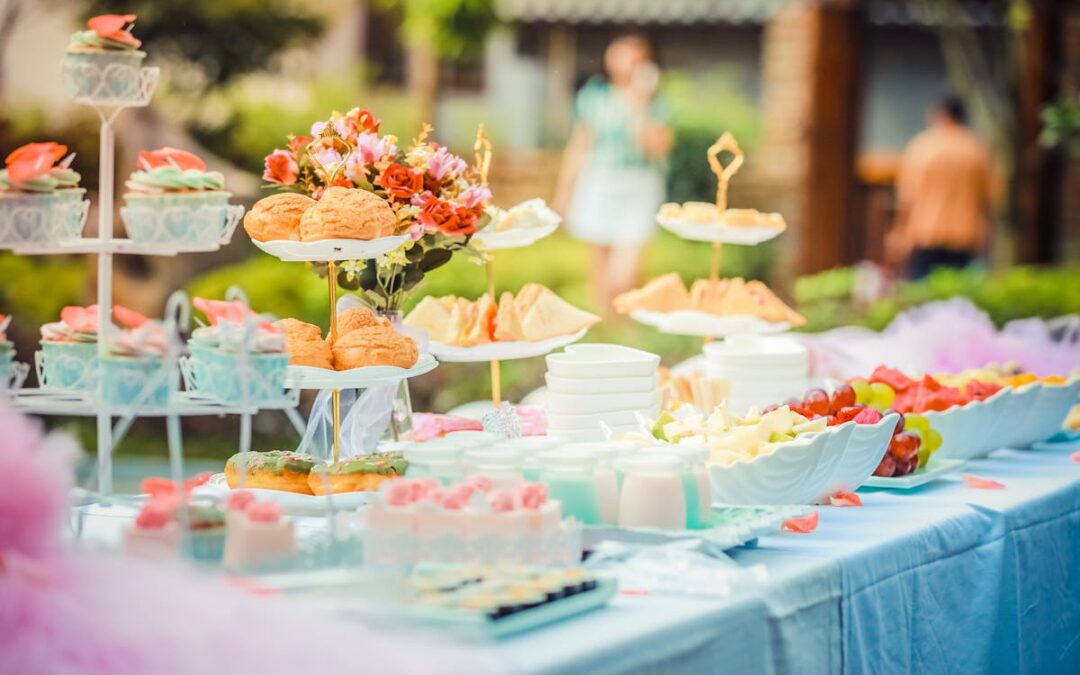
[{"left": 260, "top": 107, "right": 491, "bottom": 312}]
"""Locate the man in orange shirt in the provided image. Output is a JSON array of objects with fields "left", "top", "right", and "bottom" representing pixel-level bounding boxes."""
[{"left": 887, "top": 97, "right": 996, "bottom": 279}]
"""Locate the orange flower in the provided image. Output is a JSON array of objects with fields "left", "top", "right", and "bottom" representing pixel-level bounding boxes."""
[
  {"left": 87, "top": 14, "right": 141, "bottom": 49},
  {"left": 288, "top": 135, "right": 313, "bottom": 155},
  {"left": 137, "top": 147, "right": 206, "bottom": 172},
  {"left": 5, "top": 142, "right": 68, "bottom": 185},
  {"left": 376, "top": 163, "right": 423, "bottom": 199},
  {"left": 416, "top": 192, "right": 476, "bottom": 236},
  {"left": 262, "top": 149, "right": 298, "bottom": 186}
]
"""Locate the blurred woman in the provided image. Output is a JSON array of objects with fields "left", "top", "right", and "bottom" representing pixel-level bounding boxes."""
[{"left": 554, "top": 34, "right": 673, "bottom": 311}]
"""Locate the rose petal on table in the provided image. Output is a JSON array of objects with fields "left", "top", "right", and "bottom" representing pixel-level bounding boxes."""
[
  {"left": 962, "top": 474, "right": 1005, "bottom": 490},
  {"left": 830, "top": 492, "right": 863, "bottom": 507},
  {"left": 1071, "top": 451, "right": 1080, "bottom": 463},
  {"left": 782, "top": 511, "right": 819, "bottom": 533}
]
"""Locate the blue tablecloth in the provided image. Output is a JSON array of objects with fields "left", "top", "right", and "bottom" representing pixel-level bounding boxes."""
[{"left": 491, "top": 438, "right": 1080, "bottom": 675}]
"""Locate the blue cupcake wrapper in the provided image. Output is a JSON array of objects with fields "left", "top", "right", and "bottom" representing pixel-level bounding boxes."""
[
  {"left": 62, "top": 50, "right": 147, "bottom": 102},
  {"left": 188, "top": 345, "right": 288, "bottom": 404},
  {"left": 121, "top": 193, "right": 233, "bottom": 244},
  {"left": 0, "top": 192, "right": 88, "bottom": 243},
  {"left": 39, "top": 341, "right": 98, "bottom": 389},
  {"left": 100, "top": 355, "right": 176, "bottom": 408}
]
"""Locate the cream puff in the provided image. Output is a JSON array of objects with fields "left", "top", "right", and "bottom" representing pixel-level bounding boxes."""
[
  {"left": 243, "top": 193, "right": 316, "bottom": 242},
  {"left": 299, "top": 186, "right": 397, "bottom": 241},
  {"left": 331, "top": 325, "right": 418, "bottom": 370}
]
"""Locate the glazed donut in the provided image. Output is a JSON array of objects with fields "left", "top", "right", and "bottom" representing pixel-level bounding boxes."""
[
  {"left": 225, "top": 450, "right": 317, "bottom": 495},
  {"left": 307, "top": 451, "right": 409, "bottom": 495}
]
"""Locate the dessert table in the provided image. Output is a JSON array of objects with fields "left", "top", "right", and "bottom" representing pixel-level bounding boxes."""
[{"left": 486, "top": 438, "right": 1080, "bottom": 675}]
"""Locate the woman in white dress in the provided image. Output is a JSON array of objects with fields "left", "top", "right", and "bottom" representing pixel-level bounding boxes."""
[{"left": 553, "top": 34, "right": 674, "bottom": 311}]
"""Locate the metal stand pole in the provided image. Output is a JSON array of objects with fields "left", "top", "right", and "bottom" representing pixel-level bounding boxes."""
[{"left": 327, "top": 260, "right": 340, "bottom": 463}]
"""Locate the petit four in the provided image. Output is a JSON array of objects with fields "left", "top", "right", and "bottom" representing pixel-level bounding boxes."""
[
  {"left": 222, "top": 491, "right": 297, "bottom": 570},
  {"left": 63, "top": 14, "right": 146, "bottom": 102},
  {"left": 0, "top": 141, "right": 87, "bottom": 244},
  {"left": 124, "top": 476, "right": 225, "bottom": 563}
]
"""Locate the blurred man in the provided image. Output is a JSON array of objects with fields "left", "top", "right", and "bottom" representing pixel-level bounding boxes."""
[{"left": 887, "top": 96, "right": 996, "bottom": 279}]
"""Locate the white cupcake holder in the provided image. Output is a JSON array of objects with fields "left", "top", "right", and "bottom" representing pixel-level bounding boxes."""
[
  {"left": 121, "top": 202, "right": 244, "bottom": 246},
  {"left": 0, "top": 197, "right": 90, "bottom": 247},
  {"left": 0, "top": 360, "right": 29, "bottom": 394},
  {"left": 34, "top": 346, "right": 99, "bottom": 390},
  {"left": 61, "top": 59, "right": 159, "bottom": 108}
]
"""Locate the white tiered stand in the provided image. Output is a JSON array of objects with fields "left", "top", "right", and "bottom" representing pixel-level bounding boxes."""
[{"left": 3, "top": 63, "right": 305, "bottom": 496}]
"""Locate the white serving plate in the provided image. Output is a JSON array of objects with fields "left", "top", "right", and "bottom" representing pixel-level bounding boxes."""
[
  {"left": 545, "top": 372, "right": 657, "bottom": 395},
  {"left": 861, "top": 458, "right": 965, "bottom": 490},
  {"left": 471, "top": 221, "right": 560, "bottom": 250},
  {"left": 1006, "top": 376, "right": 1080, "bottom": 449},
  {"left": 251, "top": 234, "right": 409, "bottom": 262},
  {"left": 544, "top": 389, "right": 659, "bottom": 416},
  {"left": 547, "top": 408, "right": 657, "bottom": 432},
  {"left": 429, "top": 329, "right": 587, "bottom": 363},
  {"left": 815, "top": 414, "right": 897, "bottom": 501},
  {"left": 707, "top": 430, "right": 834, "bottom": 505},
  {"left": 657, "top": 216, "right": 784, "bottom": 245},
  {"left": 545, "top": 344, "right": 660, "bottom": 379},
  {"left": 194, "top": 473, "right": 371, "bottom": 516},
  {"left": 283, "top": 353, "right": 437, "bottom": 389},
  {"left": 631, "top": 309, "right": 790, "bottom": 338}
]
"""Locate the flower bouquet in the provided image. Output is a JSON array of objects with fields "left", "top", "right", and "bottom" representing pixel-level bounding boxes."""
[{"left": 260, "top": 107, "right": 491, "bottom": 312}]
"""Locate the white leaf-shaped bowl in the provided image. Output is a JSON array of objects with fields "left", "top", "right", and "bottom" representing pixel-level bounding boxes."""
[{"left": 817, "top": 413, "right": 898, "bottom": 500}]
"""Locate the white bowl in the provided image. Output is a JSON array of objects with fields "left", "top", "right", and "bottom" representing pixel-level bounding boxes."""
[
  {"left": 965, "top": 387, "right": 1011, "bottom": 457},
  {"left": 1008, "top": 376, "right": 1080, "bottom": 448},
  {"left": 926, "top": 399, "right": 986, "bottom": 461},
  {"left": 817, "top": 414, "right": 897, "bottom": 500},
  {"left": 545, "top": 343, "right": 660, "bottom": 379},
  {"left": 800, "top": 423, "right": 853, "bottom": 504},
  {"left": 545, "top": 372, "right": 657, "bottom": 395},
  {"left": 547, "top": 409, "right": 655, "bottom": 432},
  {"left": 992, "top": 383, "right": 1042, "bottom": 449},
  {"left": 707, "top": 431, "right": 833, "bottom": 505},
  {"left": 703, "top": 336, "right": 808, "bottom": 367},
  {"left": 545, "top": 389, "right": 659, "bottom": 416}
]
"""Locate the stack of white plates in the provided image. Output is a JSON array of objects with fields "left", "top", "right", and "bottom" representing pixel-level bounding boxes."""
[
  {"left": 703, "top": 335, "right": 808, "bottom": 415},
  {"left": 544, "top": 344, "right": 661, "bottom": 441}
]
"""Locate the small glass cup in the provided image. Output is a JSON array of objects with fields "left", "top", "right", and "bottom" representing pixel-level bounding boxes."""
[
  {"left": 644, "top": 445, "right": 712, "bottom": 529},
  {"left": 616, "top": 455, "right": 687, "bottom": 530},
  {"left": 538, "top": 449, "right": 602, "bottom": 525},
  {"left": 403, "top": 440, "right": 466, "bottom": 485},
  {"left": 463, "top": 447, "right": 524, "bottom": 487}
]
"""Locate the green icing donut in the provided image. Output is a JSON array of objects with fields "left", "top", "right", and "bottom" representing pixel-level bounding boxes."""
[
  {"left": 226, "top": 450, "right": 317, "bottom": 475},
  {"left": 312, "top": 451, "right": 408, "bottom": 476}
]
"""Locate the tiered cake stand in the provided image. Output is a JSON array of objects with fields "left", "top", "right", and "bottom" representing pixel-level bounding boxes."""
[
  {"left": 1, "top": 60, "right": 308, "bottom": 496},
  {"left": 633, "top": 132, "right": 789, "bottom": 341},
  {"left": 426, "top": 126, "right": 570, "bottom": 409}
]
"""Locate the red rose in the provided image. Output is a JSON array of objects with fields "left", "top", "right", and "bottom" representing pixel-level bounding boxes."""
[
  {"left": 418, "top": 194, "right": 475, "bottom": 236},
  {"left": 262, "top": 149, "right": 298, "bottom": 185},
  {"left": 349, "top": 108, "right": 380, "bottom": 134},
  {"left": 376, "top": 163, "right": 423, "bottom": 199}
]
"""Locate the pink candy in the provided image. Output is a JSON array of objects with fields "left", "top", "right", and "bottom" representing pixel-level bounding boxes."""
[
  {"left": 225, "top": 490, "right": 256, "bottom": 512},
  {"left": 519, "top": 483, "right": 547, "bottom": 510},
  {"left": 384, "top": 480, "right": 414, "bottom": 507},
  {"left": 489, "top": 490, "right": 516, "bottom": 513},
  {"left": 247, "top": 501, "right": 283, "bottom": 523},
  {"left": 464, "top": 475, "right": 493, "bottom": 493},
  {"left": 135, "top": 499, "right": 172, "bottom": 529}
]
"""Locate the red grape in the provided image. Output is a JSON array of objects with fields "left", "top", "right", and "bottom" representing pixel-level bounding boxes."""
[
  {"left": 836, "top": 406, "right": 864, "bottom": 423},
  {"left": 830, "top": 384, "right": 857, "bottom": 413},
  {"left": 888, "top": 432, "right": 920, "bottom": 462},
  {"left": 874, "top": 454, "right": 897, "bottom": 477},
  {"left": 804, "top": 388, "right": 831, "bottom": 417},
  {"left": 884, "top": 409, "right": 904, "bottom": 434}
]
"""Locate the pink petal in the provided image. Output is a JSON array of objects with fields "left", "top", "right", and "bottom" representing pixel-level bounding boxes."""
[
  {"left": 60, "top": 305, "right": 99, "bottom": 333},
  {"left": 782, "top": 511, "right": 819, "bottom": 533},
  {"left": 829, "top": 492, "right": 863, "bottom": 507},
  {"left": 962, "top": 474, "right": 1005, "bottom": 490},
  {"left": 1071, "top": 451, "right": 1080, "bottom": 463},
  {"left": 113, "top": 304, "right": 149, "bottom": 329}
]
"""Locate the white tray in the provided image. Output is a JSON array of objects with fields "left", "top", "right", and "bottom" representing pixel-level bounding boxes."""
[
  {"left": 252, "top": 235, "right": 408, "bottom": 262},
  {"left": 194, "top": 473, "right": 372, "bottom": 515},
  {"left": 284, "top": 353, "right": 437, "bottom": 389},
  {"left": 861, "top": 458, "right": 965, "bottom": 490},
  {"left": 657, "top": 217, "right": 784, "bottom": 245},
  {"left": 429, "top": 329, "right": 587, "bottom": 363},
  {"left": 631, "top": 309, "right": 790, "bottom": 338}
]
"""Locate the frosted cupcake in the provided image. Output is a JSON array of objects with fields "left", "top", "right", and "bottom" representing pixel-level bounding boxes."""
[
  {"left": 63, "top": 14, "right": 146, "bottom": 103},
  {"left": 187, "top": 296, "right": 288, "bottom": 404},
  {"left": 0, "top": 142, "right": 87, "bottom": 244},
  {"left": 121, "top": 147, "right": 233, "bottom": 245},
  {"left": 101, "top": 317, "right": 174, "bottom": 409},
  {"left": 39, "top": 305, "right": 99, "bottom": 390}
]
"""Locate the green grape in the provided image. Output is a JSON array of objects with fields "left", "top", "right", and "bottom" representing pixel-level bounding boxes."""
[
  {"left": 869, "top": 382, "right": 895, "bottom": 409},
  {"left": 917, "top": 445, "right": 933, "bottom": 469},
  {"left": 851, "top": 379, "right": 873, "bottom": 406},
  {"left": 905, "top": 414, "right": 930, "bottom": 432},
  {"left": 923, "top": 428, "right": 943, "bottom": 452}
]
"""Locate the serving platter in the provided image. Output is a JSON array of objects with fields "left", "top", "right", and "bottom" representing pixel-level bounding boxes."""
[
  {"left": 429, "top": 329, "right": 587, "bottom": 363},
  {"left": 658, "top": 216, "right": 784, "bottom": 246},
  {"left": 283, "top": 353, "right": 437, "bottom": 389},
  {"left": 630, "top": 309, "right": 790, "bottom": 338},
  {"left": 251, "top": 235, "right": 408, "bottom": 262},
  {"left": 861, "top": 458, "right": 965, "bottom": 490},
  {"left": 193, "top": 473, "right": 373, "bottom": 515}
]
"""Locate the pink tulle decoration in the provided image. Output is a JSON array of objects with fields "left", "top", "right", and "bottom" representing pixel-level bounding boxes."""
[
  {"left": 0, "top": 402, "right": 508, "bottom": 675},
  {"left": 802, "top": 298, "right": 1080, "bottom": 380}
]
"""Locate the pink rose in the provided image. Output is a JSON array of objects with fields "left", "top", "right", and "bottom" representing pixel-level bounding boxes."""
[
  {"left": 262, "top": 149, "right": 298, "bottom": 186},
  {"left": 426, "top": 145, "right": 467, "bottom": 181},
  {"left": 489, "top": 490, "right": 517, "bottom": 513},
  {"left": 519, "top": 483, "right": 547, "bottom": 510}
]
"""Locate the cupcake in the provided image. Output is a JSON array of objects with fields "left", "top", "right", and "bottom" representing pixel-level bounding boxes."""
[
  {"left": 123, "top": 496, "right": 227, "bottom": 564},
  {"left": 121, "top": 147, "right": 236, "bottom": 245},
  {"left": 101, "top": 317, "right": 174, "bottom": 409},
  {"left": 39, "top": 305, "right": 100, "bottom": 390},
  {"left": 0, "top": 142, "right": 87, "bottom": 245},
  {"left": 187, "top": 297, "right": 288, "bottom": 404},
  {"left": 63, "top": 14, "right": 146, "bottom": 103}
]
